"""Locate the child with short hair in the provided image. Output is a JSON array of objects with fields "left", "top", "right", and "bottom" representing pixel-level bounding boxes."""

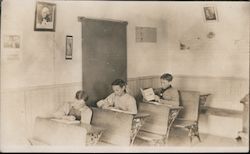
[
  {"left": 97, "top": 79, "right": 137, "bottom": 114},
  {"left": 53, "top": 90, "right": 92, "bottom": 124},
  {"left": 153, "top": 73, "right": 180, "bottom": 106}
]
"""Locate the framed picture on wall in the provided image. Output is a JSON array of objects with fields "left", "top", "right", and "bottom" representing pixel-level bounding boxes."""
[
  {"left": 3, "top": 35, "right": 21, "bottom": 49},
  {"left": 203, "top": 6, "right": 218, "bottom": 22},
  {"left": 34, "top": 1, "right": 56, "bottom": 31},
  {"left": 65, "top": 35, "right": 73, "bottom": 60}
]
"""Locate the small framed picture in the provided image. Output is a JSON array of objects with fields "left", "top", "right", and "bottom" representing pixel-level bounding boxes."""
[
  {"left": 34, "top": 1, "right": 56, "bottom": 31},
  {"left": 203, "top": 6, "right": 218, "bottom": 22},
  {"left": 66, "top": 35, "right": 73, "bottom": 60},
  {"left": 3, "top": 35, "right": 21, "bottom": 49}
]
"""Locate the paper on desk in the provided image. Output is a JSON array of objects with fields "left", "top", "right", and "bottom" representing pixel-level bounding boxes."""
[
  {"left": 51, "top": 118, "right": 80, "bottom": 124},
  {"left": 148, "top": 101, "right": 161, "bottom": 105},
  {"left": 109, "top": 108, "right": 132, "bottom": 114},
  {"left": 147, "top": 101, "right": 174, "bottom": 107}
]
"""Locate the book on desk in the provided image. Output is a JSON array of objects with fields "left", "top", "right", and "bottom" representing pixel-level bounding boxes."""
[
  {"left": 140, "top": 88, "right": 176, "bottom": 107},
  {"left": 140, "top": 88, "right": 155, "bottom": 102}
]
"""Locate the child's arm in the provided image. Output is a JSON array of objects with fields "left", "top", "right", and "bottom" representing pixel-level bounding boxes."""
[
  {"left": 97, "top": 93, "right": 115, "bottom": 109},
  {"left": 160, "top": 89, "right": 180, "bottom": 106}
]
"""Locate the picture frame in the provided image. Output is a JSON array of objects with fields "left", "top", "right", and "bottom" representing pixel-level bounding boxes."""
[
  {"left": 34, "top": 1, "right": 56, "bottom": 31},
  {"left": 2, "top": 32, "right": 23, "bottom": 62},
  {"left": 203, "top": 6, "right": 218, "bottom": 22},
  {"left": 3, "top": 35, "right": 21, "bottom": 49},
  {"left": 65, "top": 35, "right": 73, "bottom": 60}
]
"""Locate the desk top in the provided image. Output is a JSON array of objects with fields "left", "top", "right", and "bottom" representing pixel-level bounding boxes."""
[
  {"left": 140, "top": 101, "right": 183, "bottom": 109},
  {"left": 134, "top": 112, "right": 150, "bottom": 119},
  {"left": 40, "top": 117, "right": 105, "bottom": 133}
]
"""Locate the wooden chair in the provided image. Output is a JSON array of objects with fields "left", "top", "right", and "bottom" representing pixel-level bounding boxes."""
[
  {"left": 173, "top": 90, "right": 201, "bottom": 143},
  {"left": 136, "top": 102, "right": 182, "bottom": 145},
  {"left": 91, "top": 107, "right": 149, "bottom": 146}
]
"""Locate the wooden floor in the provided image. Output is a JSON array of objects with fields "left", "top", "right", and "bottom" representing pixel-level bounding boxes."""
[{"left": 133, "top": 128, "right": 247, "bottom": 147}]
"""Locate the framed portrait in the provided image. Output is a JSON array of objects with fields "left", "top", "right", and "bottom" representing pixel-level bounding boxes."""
[
  {"left": 34, "top": 1, "right": 56, "bottom": 31},
  {"left": 203, "top": 6, "right": 218, "bottom": 22},
  {"left": 65, "top": 35, "right": 73, "bottom": 60}
]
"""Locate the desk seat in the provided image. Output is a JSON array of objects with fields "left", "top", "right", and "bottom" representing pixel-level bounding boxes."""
[
  {"left": 137, "top": 102, "right": 183, "bottom": 145},
  {"left": 28, "top": 117, "right": 104, "bottom": 146},
  {"left": 174, "top": 118, "right": 197, "bottom": 128},
  {"left": 29, "top": 117, "right": 87, "bottom": 146},
  {"left": 136, "top": 130, "right": 165, "bottom": 145},
  {"left": 173, "top": 90, "right": 201, "bottom": 143},
  {"left": 91, "top": 107, "right": 149, "bottom": 146}
]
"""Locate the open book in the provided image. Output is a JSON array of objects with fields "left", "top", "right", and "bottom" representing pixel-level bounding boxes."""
[{"left": 140, "top": 88, "right": 155, "bottom": 102}]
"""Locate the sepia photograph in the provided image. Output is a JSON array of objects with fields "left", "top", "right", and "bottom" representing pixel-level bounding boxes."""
[
  {"left": 0, "top": 0, "right": 249, "bottom": 153},
  {"left": 34, "top": 1, "right": 56, "bottom": 31}
]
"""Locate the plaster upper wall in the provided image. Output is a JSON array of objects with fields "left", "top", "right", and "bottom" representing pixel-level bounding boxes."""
[
  {"left": 55, "top": 1, "right": 249, "bottom": 80},
  {"left": 1, "top": 0, "right": 55, "bottom": 89},
  {"left": 1, "top": 0, "right": 249, "bottom": 89},
  {"left": 54, "top": 0, "right": 169, "bottom": 84},
  {"left": 163, "top": 2, "right": 249, "bottom": 78}
]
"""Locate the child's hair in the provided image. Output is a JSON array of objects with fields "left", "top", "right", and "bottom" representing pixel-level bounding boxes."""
[
  {"left": 160, "top": 73, "right": 173, "bottom": 82},
  {"left": 111, "top": 79, "right": 126, "bottom": 87},
  {"left": 111, "top": 79, "right": 127, "bottom": 93},
  {"left": 75, "top": 90, "right": 88, "bottom": 101}
]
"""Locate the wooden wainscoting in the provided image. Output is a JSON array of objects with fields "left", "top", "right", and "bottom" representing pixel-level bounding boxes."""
[
  {"left": 1, "top": 82, "right": 82, "bottom": 145},
  {"left": 128, "top": 75, "right": 248, "bottom": 110},
  {"left": 127, "top": 75, "right": 160, "bottom": 100}
]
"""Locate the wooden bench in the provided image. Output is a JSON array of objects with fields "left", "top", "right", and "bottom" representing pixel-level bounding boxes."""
[
  {"left": 91, "top": 107, "right": 149, "bottom": 146},
  {"left": 28, "top": 117, "right": 104, "bottom": 146}
]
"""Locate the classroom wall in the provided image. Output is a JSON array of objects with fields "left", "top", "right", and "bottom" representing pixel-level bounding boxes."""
[
  {"left": 0, "top": 0, "right": 249, "bottom": 146},
  {"left": 0, "top": 0, "right": 169, "bottom": 146},
  {"left": 2, "top": 1, "right": 248, "bottom": 93},
  {"left": 163, "top": 2, "right": 249, "bottom": 79},
  {"left": 159, "top": 2, "right": 249, "bottom": 138}
]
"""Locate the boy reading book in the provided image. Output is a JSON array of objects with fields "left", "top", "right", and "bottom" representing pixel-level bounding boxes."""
[{"left": 141, "top": 73, "right": 180, "bottom": 106}]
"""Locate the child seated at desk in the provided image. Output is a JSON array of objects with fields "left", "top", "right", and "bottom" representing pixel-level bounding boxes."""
[
  {"left": 97, "top": 79, "right": 138, "bottom": 114},
  {"left": 153, "top": 73, "right": 180, "bottom": 106},
  {"left": 52, "top": 90, "right": 92, "bottom": 124}
]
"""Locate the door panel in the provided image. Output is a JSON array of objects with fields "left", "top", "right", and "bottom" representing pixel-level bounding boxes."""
[{"left": 81, "top": 18, "right": 127, "bottom": 106}]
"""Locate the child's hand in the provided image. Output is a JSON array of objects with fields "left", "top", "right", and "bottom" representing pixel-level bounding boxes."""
[
  {"left": 154, "top": 95, "right": 161, "bottom": 102},
  {"left": 102, "top": 103, "right": 112, "bottom": 109},
  {"left": 97, "top": 100, "right": 105, "bottom": 108},
  {"left": 142, "top": 97, "right": 148, "bottom": 102}
]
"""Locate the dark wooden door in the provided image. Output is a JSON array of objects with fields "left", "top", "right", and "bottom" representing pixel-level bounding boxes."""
[{"left": 80, "top": 17, "right": 127, "bottom": 106}]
